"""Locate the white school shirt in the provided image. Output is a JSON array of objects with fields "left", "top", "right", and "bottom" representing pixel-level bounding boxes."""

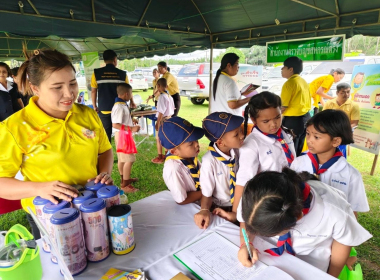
[
  {"left": 236, "top": 128, "right": 295, "bottom": 187},
  {"left": 163, "top": 158, "right": 201, "bottom": 204},
  {"left": 156, "top": 92, "right": 175, "bottom": 118},
  {"left": 199, "top": 144, "right": 239, "bottom": 207},
  {"left": 237, "top": 180, "right": 372, "bottom": 272},
  {"left": 210, "top": 74, "right": 243, "bottom": 116},
  {"left": 290, "top": 155, "right": 369, "bottom": 212},
  {"left": 111, "top": 102, "right": 133, "bottom": 130}
]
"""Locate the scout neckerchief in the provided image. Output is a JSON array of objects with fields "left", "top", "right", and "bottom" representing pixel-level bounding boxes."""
[
  {"left": 265, "top": 182, "right": 312, "bottom": 256},
  {"left": 165, "top": 154, "right": 201, "bottom": 191},
  {"left": 208, "top": 142, "right": 236, "bottom": 204},
  {"left": 307, "top": 148, "right": 343, "bottom": 176},
  {"left": 255, "top": 126, "right": 294, "bottom": 166}
]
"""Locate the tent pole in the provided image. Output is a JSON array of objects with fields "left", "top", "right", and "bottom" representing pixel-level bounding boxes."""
[{"left": 208, "top": 35, "right": 213, "bottom": 114}]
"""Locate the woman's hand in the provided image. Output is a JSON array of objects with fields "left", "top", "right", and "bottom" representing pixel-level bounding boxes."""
[
  {"left": 194, "top": 209, "right": 211, "bottom": 229},
  {"left": 88, "top": 172, "right": 113, "bottom": 185},
  {"left": 146, "top": 96, "right": 152, "bottom": 103},
  {"left": 37, "top": 181, "right": 79, "bottom": 204},
  {"left": 238, "top": 243, "right": 258, "bottom": 267},
  {"left": 213, "top": 208, "right": 237, "bottom": 222}
]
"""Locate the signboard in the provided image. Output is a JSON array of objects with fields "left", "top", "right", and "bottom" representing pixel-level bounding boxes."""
[
  {"left": 234, "top": 65, "right": 263, "bottom": 90},
  {"left": 81, "top": 52, "right": 100, "bottom": 102},
  {"left": 351, "top": 64, "right": 380, "bottom": 156},
  {"left": 266, "top": 35, "right": 345, "bottom": 63}
]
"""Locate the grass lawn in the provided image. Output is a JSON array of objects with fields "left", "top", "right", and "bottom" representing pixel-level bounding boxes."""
[{"left": 1, "top": 89, "right": 379, "bottom": 278}]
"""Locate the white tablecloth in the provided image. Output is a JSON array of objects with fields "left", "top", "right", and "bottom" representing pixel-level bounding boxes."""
[{"left": 38, "top": 191, "right": 335, "bottom": 280}]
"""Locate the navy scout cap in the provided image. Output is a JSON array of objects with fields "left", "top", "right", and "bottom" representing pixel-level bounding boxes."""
[
  {"left": 158, "top": 117, "right": 204, "bottom": 149},
  {"left": 202, "top": 112, "right": 244, "bottom": 143}
]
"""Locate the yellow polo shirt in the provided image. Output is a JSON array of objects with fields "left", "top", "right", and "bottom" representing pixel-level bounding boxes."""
[
  {"left": 323, "top": 98, "right": 360, "bottom": 121},
  {"left": 0, "top": 96, "right": 112, "bottom": 212},
  {"left": 281, "top": 74, "right": 311, "bottom": 117},
  {"left": 162, "top": 72, "right": 179, "bottom": 96},
  {"left": 309, "top": 75, "right": 334, "bottom": 107}
]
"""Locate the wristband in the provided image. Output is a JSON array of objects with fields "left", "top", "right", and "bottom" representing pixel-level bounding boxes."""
[
  {"left": 200, "top": 209, "right": 210, "bottom": 212},
  {"left": 240, "top": 242, "right": 253, "bottom": 249}
]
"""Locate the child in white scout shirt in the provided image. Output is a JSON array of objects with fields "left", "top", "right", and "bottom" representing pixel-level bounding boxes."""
[
  {"left": 230, "top": 91, "right": 296, "bottom": 216},
  {"left": 159, "top": 116, "right": 205, "bottom": 205},
  {"left": 291, "top": 109, "right": 369, "bottom": 217},
  {"left": 194, "top": 112, "right": 244, "bottom": 229},
  {"left": 237, "top": 168, "right": 372, "bottom": 278},
  {"left": 151, "top": 78, "right": 175, "bottom": 164},
  {"left": 111, "top": 83, "right": 140, "bottom": 193}
]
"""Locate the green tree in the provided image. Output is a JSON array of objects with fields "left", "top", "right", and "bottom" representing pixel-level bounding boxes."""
[{"left": 214, "top": 47, "right": 246, "bottom": 63}]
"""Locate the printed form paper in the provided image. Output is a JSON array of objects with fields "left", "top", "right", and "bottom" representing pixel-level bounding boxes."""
[{"left": 174, "top": 232, "right": 294, "bottom": 280}]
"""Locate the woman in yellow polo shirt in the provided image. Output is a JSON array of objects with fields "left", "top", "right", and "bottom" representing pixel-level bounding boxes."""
[
  {"left": 0, "top": 48, "right": 113, "bottom": 239},
  {"left": 309, "top": 68, "right": 345, "bottom": 114}
]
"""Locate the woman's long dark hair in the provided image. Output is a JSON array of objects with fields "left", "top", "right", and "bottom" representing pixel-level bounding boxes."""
[
  {"left": 213, "top": 53, "right": 239, "bottom": 100},
  {"left": 243, "top": 91, "right": 295, "bottom": 139}
]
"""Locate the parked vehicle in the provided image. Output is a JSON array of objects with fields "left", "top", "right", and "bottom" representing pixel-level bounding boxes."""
[
  {"left": 344, "top": 56, "right": 380, "bottom": 64},
  {"left": 127, "top": 72, "right": 149, "bottom": 91},
  {"left": 178, "top": 63, "right": 263, "bottom": 105}
]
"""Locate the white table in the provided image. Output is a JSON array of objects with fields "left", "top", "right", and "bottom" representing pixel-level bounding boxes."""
[{"left": 38, "top": 191, "right": 335, "bottom": 280}]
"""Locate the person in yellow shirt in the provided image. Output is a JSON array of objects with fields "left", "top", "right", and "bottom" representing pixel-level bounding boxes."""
[
  {"left": 280, "top": 56, "right": 311, "bottom": 156},
  {"left": 323, "top": 83, "right": 360, "bottom": 128},
  {"left": 146, "top": 68, "right": 160, "bottom": 107},
  {"left": 309, "top": 68, "right": 345, "bottom": 114},
  {"left": 157, "top": 61, "right": 181, "bottom": 116},
  {"left": 91, "top": 50, "right": 130, "bottom": 142},
  {"left": 0, "top": 48, "right": 114, "bottom": 240}
]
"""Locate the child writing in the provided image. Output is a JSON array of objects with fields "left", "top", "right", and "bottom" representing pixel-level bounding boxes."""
[
  {"left": 290, "top": 109, "right": 369, "bottom": 217},
  {"left": 159, "top": 116, "right": 204, "bottom": 204},
  {"left": 151, "top": 78, "right": 175, "bottom": 164},
  {"left": 309, "top": 68, "right": 345, "bottom": 113},
  {"left": 237, "top": 168, "right": 371, "bottom": 278},
  {"left": 194, "top": 112, "right": 244, "bottom": 229},
  {"left": 222, "top": 91, "right": 296, "bottom": 220},
  {"left": 111, "top": 83, "right": 140, "bottom": 193}
]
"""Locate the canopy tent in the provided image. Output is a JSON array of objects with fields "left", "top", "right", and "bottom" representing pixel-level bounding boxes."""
[{"left": 0, "top": 0, "right": 379, "bottom": 60}]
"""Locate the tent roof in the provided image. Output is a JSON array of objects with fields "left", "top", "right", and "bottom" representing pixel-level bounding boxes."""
[{"left": 0, "top": 0, "right": 380, "bottom": 60}]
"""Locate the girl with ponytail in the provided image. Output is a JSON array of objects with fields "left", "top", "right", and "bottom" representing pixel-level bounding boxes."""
[
  {"left": 210, "top": 53, "right": 253, "bottom": 116},
  {"left": 237, "top": 167, "right": 371, "bottom": 278}
]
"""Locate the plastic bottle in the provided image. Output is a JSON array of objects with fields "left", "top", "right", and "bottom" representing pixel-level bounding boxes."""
[{"left": 119, "top": 190, "right": 128, "bottom": 204}]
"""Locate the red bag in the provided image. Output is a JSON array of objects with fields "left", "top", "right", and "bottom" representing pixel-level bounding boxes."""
[{"left": 116, "top": 125, "right": 137, "bottom": 154}]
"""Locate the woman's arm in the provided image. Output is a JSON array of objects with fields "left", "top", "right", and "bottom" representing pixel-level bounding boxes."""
[
  {"left": 95, "top": 149, "right": 114, "bottom": 184},
  {"left": 228, "top": 98, "right": 251, "bottom": 110},
  {"left": 316, "top": 87, "right": 334, "bottom": 100},
  {"left": 327, "top": 240, "right": 351, "bottom": 277},
  {"left": 0, "top": 178, "right": 78, "bottom": 204}
]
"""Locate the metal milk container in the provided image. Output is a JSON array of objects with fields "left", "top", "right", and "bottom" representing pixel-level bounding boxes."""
[
  {"left": 107, "top": 205, "right": 135, "bottom": 255},
  {"left": 32, "top": 196, "right": 50, "bottom": 253},
  {"left": 80, "top": 198, "right": 110, "bottom": 262},
  {"left": 85, "top": 180, "right": 105, "bottom": 196},
  {"left": 43, "top": 201, "right": 71, "bottom": 264},
  {"left": 51, "top": 208, "right": 87, "bottom": 276},
  {"left": 96, "top": 186, "right": 120, "bottom": 210}
]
